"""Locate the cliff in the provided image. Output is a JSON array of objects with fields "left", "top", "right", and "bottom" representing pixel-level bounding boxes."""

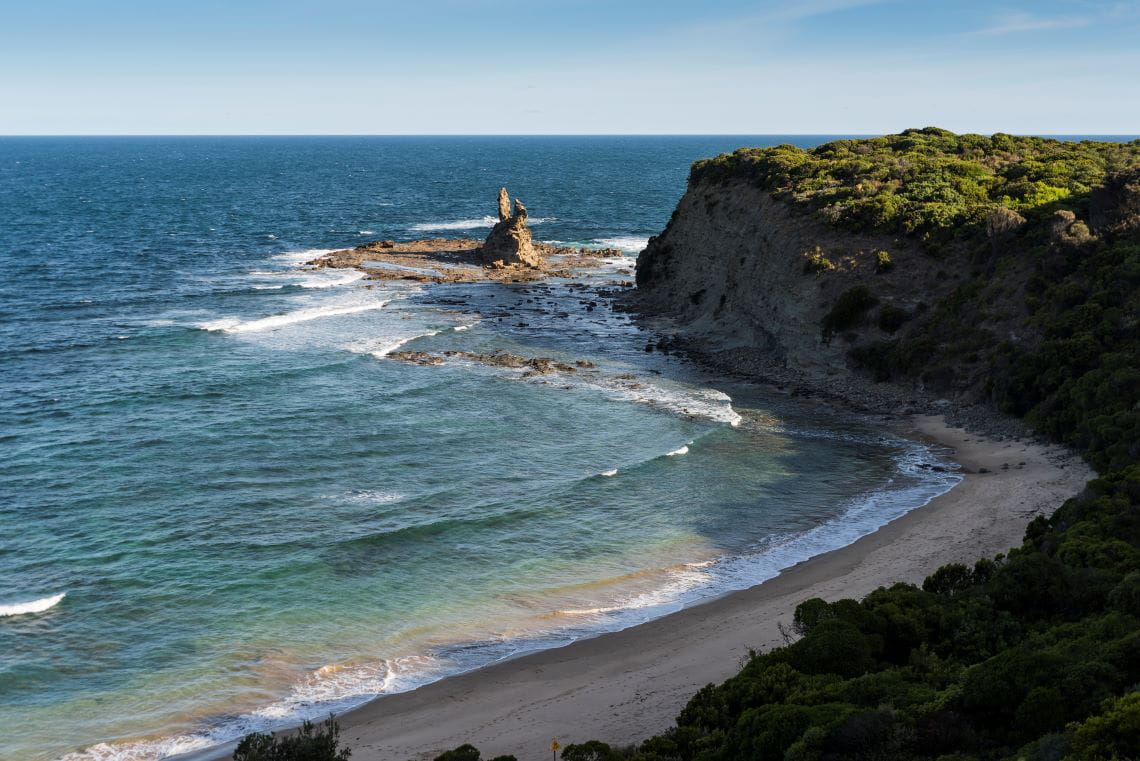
[
  {"left": 636, "top": 129, "right": 1140, "bottom": 471},
  {"left": 635, "top": 178, "right": 932, "bottom": 378}
]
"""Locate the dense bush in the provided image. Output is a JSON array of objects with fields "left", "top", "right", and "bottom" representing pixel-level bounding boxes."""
[
  {"left": 876, "top": 304, "right": 910, "bottom": 334},
  {"left": 432, "top": 744, "right": 517, "bottom": 761},
  {"left": 874, "top": 249, "right": 894, "bottom": 273},
  {"left": 233, "top": 717, "right": 350, "bottom": 761},
  {"left": 821, "top": 286, "right": 878, "bottom": 343},
  {"left": 989, "top": 236, "right": 1140, "bottom": 472},
  {"left": 690, "top": 128, "right": 1140, "bottom": 238},
  {"left": 803, "top": 247, "right": 836, "bottom": 274}
]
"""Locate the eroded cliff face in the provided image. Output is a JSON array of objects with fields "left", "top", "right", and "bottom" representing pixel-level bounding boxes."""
[{"left": 637, "top": 180, "right": 928, "bottom": 378}]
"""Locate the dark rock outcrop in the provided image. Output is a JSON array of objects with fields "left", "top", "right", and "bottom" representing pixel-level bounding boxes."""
[{"left": 481, "top": 188, "right": 543, "bottom": 268}]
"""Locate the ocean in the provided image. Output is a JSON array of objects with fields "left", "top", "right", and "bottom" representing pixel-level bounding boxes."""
[{"left": 0, "top": 136, "right": 963, "bottom": 761}]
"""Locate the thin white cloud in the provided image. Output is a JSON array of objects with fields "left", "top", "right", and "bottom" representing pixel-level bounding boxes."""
[
  {"left": 973, "top": 11, "right": 1093, "bottom": 35},
  {"left": 764, "top": 0, "right": 895, "bottom": 22},
  {"left": 657, "top": 0, "right": 895, "bottom": 50}
]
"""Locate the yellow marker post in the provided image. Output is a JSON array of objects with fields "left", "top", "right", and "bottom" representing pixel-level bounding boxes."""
[{"left": 550, "top": 738, "right": 562, "bottom": 761}]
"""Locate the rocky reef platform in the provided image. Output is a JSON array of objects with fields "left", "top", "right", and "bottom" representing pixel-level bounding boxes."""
[{"left": 307, "top": 188, "right": 625, "bottom": 284}]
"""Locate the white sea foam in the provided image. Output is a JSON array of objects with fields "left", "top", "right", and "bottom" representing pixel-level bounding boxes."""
[
  {"left": 410, "top": 216, "right": 555, "bottom": 232},
  {"left": 557, "top": 561, "right": 714, "bottom": 618},
  {"left": 249, "top": 250, "right": 368, "bottom": 289},
  {"left": 59, "top": 656, "right": 444, "bottom": 761},
  {"left": 368, "top": 329, "right": 442, "bottom": 357},
  {"left": 594, "top": 236, "right": 650, "bottom": 253},
  {"left": 0, "top": 592, "right": 65, "bottom": 617},
  {"left": 346, "top": 321, "right": 475, "bottom": 359},
  {"left": 250, "top": 655, "right": 440, "bottom": 720},
  {"left": 594, "top": 379, "right": 742, "bottom": 427},
  {"left": 443, "top": 353, "right": 742, "bottom": 427},
  {"left": 557, "top": 446, "right": 960, "bottom": 626},
  {"left": 666, "top": 445, "right": 689, "bottom": 456},
  {"left": 600, "top": 469, "right": 618, "bottom": 477},
  {"left": 409, "top": 216, "right": 498, "bottom": 232},
  {"left": 340, "top": 490, "right": 406, "bottom": 506},
  {"left": 60, "top": 735, "right": 215, "bottom": 761},
  {"left": 269, "top": 249, "right": 337, "bottom": 267},
  {"left": 596, "top": 255, "right": 638, "bottom": 270},
  {"left": 357, "top": 318, "right": 478, "bottom": 357},
  {"left": 198, "top": 301, "right": 390, "bottom": 334},
  {"left": 703, "top": 448, "right": 963, "bottom": 595},
  {"left": 296, "top": 270, "right": 366, "bottom": 289}
]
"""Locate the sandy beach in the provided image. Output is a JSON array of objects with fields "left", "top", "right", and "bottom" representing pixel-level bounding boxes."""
[{"left": 307, "top": 415, "right": 1090, "bottom": 761}]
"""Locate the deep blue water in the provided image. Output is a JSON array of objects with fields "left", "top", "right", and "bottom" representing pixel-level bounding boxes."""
[{"left": 0, "top": 137, "right": 965, "bottom": 761}]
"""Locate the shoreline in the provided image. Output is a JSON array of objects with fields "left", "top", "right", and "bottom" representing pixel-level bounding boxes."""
[{"left": 228, "top": 413, "right": 1088, "bottom": 761}]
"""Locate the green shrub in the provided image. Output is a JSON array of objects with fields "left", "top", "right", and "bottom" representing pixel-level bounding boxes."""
[
  {"left": 877, "top": 304, "right": 910, "bottom": 333},
  {"left": 874, "top": 249, "right": 894, "bottom": 272},
  {"left": 559, "top": 740, "right": 622, "bottom": 761},
  {"left": 233, "top": 717, "right": 350, "bottom": 761},
  {"left": 432, "top": 745, "right": 517, "bottom": 761},
  {"left": 821, "top": 286, "right": 878, "bottom": 342},
  {"left": 1065, "top": 691, "right": 1140, "bottom": 760},
  {"left": 804, "top": 247, "right": 836, "bottom": 274}
]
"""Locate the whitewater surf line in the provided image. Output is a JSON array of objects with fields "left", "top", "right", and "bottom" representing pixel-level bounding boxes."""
[
  {"left": 197, "top": 301, "right": 390, "bottom": 334},
  {"left": 0, "top": 592, "right": 65, "bottom": 617}
]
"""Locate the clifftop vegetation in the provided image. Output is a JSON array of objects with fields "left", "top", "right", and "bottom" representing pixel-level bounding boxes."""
[
  {"left": 689, "top": 128, "right": 1140, "bottom": 244},
  {"left": 691, "top": 129, "right": 1140, "bottom": 474}
]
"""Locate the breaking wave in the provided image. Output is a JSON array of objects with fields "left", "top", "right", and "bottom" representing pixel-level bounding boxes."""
[
  {"left": 593, "top": 236, "right": 650, "bottom": 253},
  {"left": 197, "top": 301, "right": 390, "bottom": 334},
  {"left": 410, "top": 216, "right": 555, "bottom": 232},
  {"left": 0, "top": 592, "right": 66, "bottom": 617}
]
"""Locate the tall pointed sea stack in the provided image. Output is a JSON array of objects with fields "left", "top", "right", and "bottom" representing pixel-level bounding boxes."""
[
  {"left": 497, "top": 187, "right": 511, "bottom": 222},
  {"left": 481, "top": 187, "right": 543, "bottom": 268}
]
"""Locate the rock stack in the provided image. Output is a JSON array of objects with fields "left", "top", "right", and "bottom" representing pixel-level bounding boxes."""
[{"left": 480, "top": 187, "right": 543, "bottom": 268}]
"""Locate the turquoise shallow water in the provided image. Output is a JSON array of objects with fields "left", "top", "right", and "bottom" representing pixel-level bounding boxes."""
[{"left": 0, "top": 137, "right": 962, "bottom": 761}]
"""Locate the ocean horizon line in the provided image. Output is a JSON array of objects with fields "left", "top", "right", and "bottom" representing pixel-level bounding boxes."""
[{"left": 2, "top": 132, "right": 1138, "bottom": 139}]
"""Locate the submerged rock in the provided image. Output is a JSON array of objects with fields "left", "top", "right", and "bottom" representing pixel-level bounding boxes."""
[{"left": 388, "top": 351, "right": 445, "bottom": 365}]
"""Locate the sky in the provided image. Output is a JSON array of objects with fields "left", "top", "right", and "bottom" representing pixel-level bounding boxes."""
[{"left": 1, "top": 0, "right": 1138, "bottom": 135}]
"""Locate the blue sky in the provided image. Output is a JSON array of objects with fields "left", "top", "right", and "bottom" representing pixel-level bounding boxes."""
[{"left": 2, "top": 0, "right": 1137, "bottom": 134}]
